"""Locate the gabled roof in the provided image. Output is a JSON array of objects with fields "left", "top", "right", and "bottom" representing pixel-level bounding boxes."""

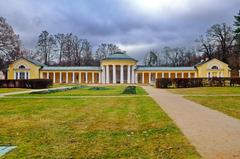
[
  {"left": 102, "top": 52, "right": 137, "bottom": 62},
  {"left": 136, "top": 66, "right": 196, "bottom": 71},
  {"left": 194, "top": 58, "right": 228, "bottom": 67},
  {"left": 23, "top": 58, "right": 47, "bottom": 67},
  {"left": 41, "top": 66, "right": 101, "bottom": 71}
]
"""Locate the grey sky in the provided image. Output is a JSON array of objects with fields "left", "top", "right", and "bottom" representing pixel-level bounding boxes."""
[{"left": 0, "top": 0, "right": 239, "bottom": 60}]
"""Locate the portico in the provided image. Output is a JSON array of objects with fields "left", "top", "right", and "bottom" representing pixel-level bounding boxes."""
[{"left": 100, "top": 52, "right": 137, "bottom": 84}]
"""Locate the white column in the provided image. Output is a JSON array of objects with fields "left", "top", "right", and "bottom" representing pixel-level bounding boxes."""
[
  {"left": 168, "top": 72, "right": 171, "bottom": 78},
  {"left": 162, "top": 72, "right": 164, "bottom": 78},
  {"left": 60, "top": 72, "right": 62, "bottom": 83},
  {"left": 86, "top": 72, "right": 88, "bottom": 83},
  {"left": 17, "top": 72, "right": 20, "bottom": 79},
  {"left": 155, "top": 72, "right": 158, "bottom": 80},
  {"left": 175, "top": 72, "right": 178, "bottom": 78},
  {"left": 40, "top": 72, "right": 43, "bottom": 79},
  {"left": 98, "top": 72, "right": 101, "bottom": 83},
  {"left": 102, "top": 66, "right": 105, "bottom": 84},
  {"left": 24, "top": 72, "right": 27, "bottom": 79},
  {"left": 149, "top": 72, "right": 151, "bottom": 84},
  {"left": 113, "top": 65, "right": 116, "bottom": 84},
  {"left": 66, "top": 72, "right": 68, "bottom": 83},
  {"left": 135, "top": 72, "right": 138, "bottom": 83},
  {"left": 142, "top": 72, "right": 144, "bottom": 84},
  {"left": 79, "top": 72, "right": 81, "bottom": 84},
  {"left": 14, "top": 71, "right": 16, "bottom": 79},
  {"left": 127, "top": 65, "right": 131, "bottom": 84},
  {"left": 72, "top": 72, "right": 75, "bottom": 83},
  {"left": 92, "top": 72, "right": 94, "bottom": 83},
  {"left": 195, "top": 72, "right": 197, "bottom": 78},
  {"left": 106, "top": 65, "right": 109, "bottom": 84},
  {"left": 47, "top": 72, "right": 49, "bottom": 79},
  {"left": 182, "top": 72, "right": 184, "bottom": 78},
  {"left": 131, "top": 66, "right": 135, "bottom": 84},
  {"left": 120, "top": 65, "right": 124, "bottom": 84},
  {"left": 188, "top": 72, "right": 191, "bottom": 78},
  {"left": 53, "top": 72, "right": 56, "bottom": 83}
]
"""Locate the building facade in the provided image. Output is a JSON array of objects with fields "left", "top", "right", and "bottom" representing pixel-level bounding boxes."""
[{"left": 7, "top": 52, "right": 231, "bottom": 84}]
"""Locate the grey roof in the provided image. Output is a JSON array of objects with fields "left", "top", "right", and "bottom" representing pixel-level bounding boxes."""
[
  {"left": 41, "top": 66, "right": 101, "bottom": 71},
  {"left": 102, "top": 52, "right": 137, "bottom": 61},
  {"left": 136, "top": 66, "right": 196, "bottom": 71},
  {"left": 24, "top": 58, "right": 47, "bottom": 67}
]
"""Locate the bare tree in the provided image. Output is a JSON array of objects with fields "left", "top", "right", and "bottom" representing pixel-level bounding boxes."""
[
  {"left": 55, "top": 33, "right": 66, "bottom": 65},
  {"left": 207, "top": 23, "right": 235, "bottom": 63},
  {"left": 0, "top": 17, "right": 20, "bottom": 69},
  {"left": 196, "top": 35, "right": 216, "bottom": 59},
  {"left": 144, "top": 50, "right": 159, "bottom": 66},
  {"left": 95, "top": 43, "right": 120, "bottom": 61},
  {"left": 36, "top": 31, "right": 56, "bottom": 65}
]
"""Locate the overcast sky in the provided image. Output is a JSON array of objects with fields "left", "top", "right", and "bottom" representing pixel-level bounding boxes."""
[{"left": 0, "top": 0, "right": 239, "bottom": 60}]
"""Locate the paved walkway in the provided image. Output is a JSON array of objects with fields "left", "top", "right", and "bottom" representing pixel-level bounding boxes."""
[{"left": 143, "top": 86, "right": 240, "bottom": 159}]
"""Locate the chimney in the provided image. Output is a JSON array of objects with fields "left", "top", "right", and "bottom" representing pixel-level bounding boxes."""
[{"left": 205, "top": 58, "right": 209, "bottom": 61}]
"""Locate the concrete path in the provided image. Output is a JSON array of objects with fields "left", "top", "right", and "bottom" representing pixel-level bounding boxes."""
[{"left": 143, "top": 86, "right": 240, "bottom": 159}]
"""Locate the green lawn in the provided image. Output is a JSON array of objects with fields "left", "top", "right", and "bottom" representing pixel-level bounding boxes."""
[
  {"left": 185, "top": 96, "right": 240, "bottom": 120},
  {"left": 12, "top": 85, "right": 147, "bottom": 96},
  {"left": 0, "top": 88, "right": 30, "bottom": 94},
  {"left": 0, "top": 97, "right": 200, "bottom": 158},
  {"left": 169, "top": 87, "right": 240, "bottom": 95},
  {"left": 170, "top": 87, "right": 240, "bottom": 120}
]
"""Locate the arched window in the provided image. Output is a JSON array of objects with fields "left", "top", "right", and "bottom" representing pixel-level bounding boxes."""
[
  {"left": 211, "top": 66, "right": 218, "bottom": 70},
  {"left": 19, "top": 65, "right": 26, "bottom": 69}
]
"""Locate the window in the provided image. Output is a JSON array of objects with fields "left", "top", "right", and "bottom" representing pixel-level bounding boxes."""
[
  {"left": 19, "top": 72, "right": 25, "bottom": 79},
  {"left": 19, "top": 65, "right": 26, "bottom": 69},
  {"left": 211, "top": 66, "right": 218, "bottom": 70}
]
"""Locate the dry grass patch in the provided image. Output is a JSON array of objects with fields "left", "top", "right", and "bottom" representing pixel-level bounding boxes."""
[{"left": 0, "top": 97, "right": 199, "bottom": 158}]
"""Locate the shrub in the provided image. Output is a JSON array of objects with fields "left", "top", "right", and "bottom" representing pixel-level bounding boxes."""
[{"left": 122, "top": 86, "right": 136, "bottom": 94}]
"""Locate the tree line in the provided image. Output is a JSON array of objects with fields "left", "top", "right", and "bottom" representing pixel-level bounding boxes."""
[{"left": 0, "top": 10, "right": 240, "bottom": 73}]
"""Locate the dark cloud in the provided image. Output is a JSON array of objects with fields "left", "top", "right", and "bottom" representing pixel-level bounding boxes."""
[{"left": 0, "top": 0, "right": 239, "bottom": 60}]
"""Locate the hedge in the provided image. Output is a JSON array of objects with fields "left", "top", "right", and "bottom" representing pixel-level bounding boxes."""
[
  {"left": 156, "top": 78, "right": 240, "bottom": 88},
  {"left": 0, "top": 79, "right": 53, "bottom": 89},
  {"left": 122, "top": 86, "right": 137, "bottom": 94}
]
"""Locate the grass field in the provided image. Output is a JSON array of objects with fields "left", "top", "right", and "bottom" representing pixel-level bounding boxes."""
[
  {"left": 0, "top": 88, "right": 30, "bottom": 94},
  {"left": 169, "top": 87, "right": 240, "bottom": 95},
  {"left": 12, "top": 85, "right": 147, "bottom": 96},
  {"left": 170, "top": 87, "right": 240, "bottom": 120},
  {"left": 0, "top": 86, "right": 200, "bottom": 158}
]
